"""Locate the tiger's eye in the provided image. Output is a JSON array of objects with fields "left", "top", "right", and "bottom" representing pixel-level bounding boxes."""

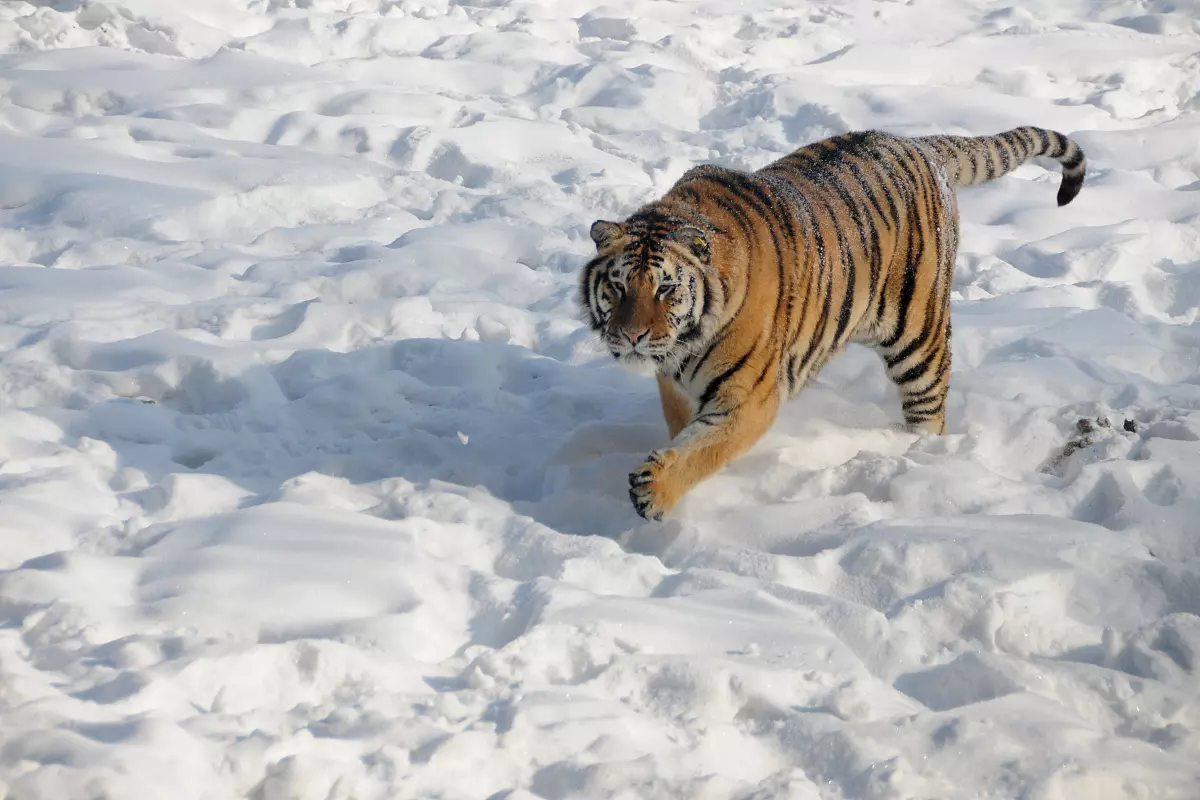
[{"left": 656, "top": 283, "right": 677, "bottom": 299}]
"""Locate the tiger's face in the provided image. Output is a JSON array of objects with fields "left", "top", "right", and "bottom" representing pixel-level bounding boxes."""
[{"left": 579, "top": 217, "right": 716, "bottom": 369}]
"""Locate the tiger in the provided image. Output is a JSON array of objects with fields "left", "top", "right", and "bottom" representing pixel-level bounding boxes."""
[{"left": 578, "top": 125, "right": 1086, "bottom": 521}]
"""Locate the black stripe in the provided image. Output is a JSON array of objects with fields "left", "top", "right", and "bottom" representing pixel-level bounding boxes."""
[
  {"left": 829, "top": 218, "right": 857, "bottom": 345},
  {"left": 901, "top": 351, "right": 950, "bottom": 397},
  {"left": 917, "top": 153, "right": 952, "bottom": 342},
  {"left": 771, "top": 169, "right": 822, "bottom": 354},
  {"left": 861, "top": 150, "right": 904, "bottom": 228},
  {"left": 766, "top": 178, "right": 806, "bottom": 359},
  {"left": 698, "top": 269, "right": 714, "bottom": 320},
  {"left": 843, "top": 154, "right": 892, "bottom": 230},
  {"left": 901, "top": 368, "right": 946, "bottom": 403},
  {"left": 774, "top": 136, "right": 874, "bottom": 378},
  {"left": 865, "top": 140, "right": 910, "bottom": 332},
  {"left": 782, "top": 188, "right": 822, "bottom": 354},
  {"left": 722, "top": 175, "right": 797, "bottom": 393},
  {"left": 687, "top": 335, "right": 722, "bottom": 384},
  {"left": 777, "top": 163, "right": 864, "bottom": 350},
  {"left": 587, "top": 263, "right": 608, "bottom": 322},
  {"left": 758, "top": 171, "right": 812, "bottom": 322},
  {"left": 751, "top": 357, "right": 776, "bottom": 391},
  {"left": 821, "top": 173, "right": 865, "bottom": 346},
  {"left": 967, "top": 144, "right": 984, "bottom": 184},
  {"left": 933, "top": 137, "right": 962, "bottom": 184},
  {"left": 996, "top": 136, "right": 1012, "bottom": 174},
  {"left": 841, "top": 156, "right": 887, "bottom": 313},
  {"left": 1033, "top": 127, "right": 1051, "bottom": 156},
  {"left": 894, "top": 345, "right": 938, "bottom": 385},
  {"left": 905, "top": 167, "right": 950, "bottom": 363},
  {"left": 734, "top": 175, "right": 801, "bottom": 391},
  {"left": 685, "top": 255, "right": 747, "bottom": 381},
  {"left": 788, "top": 166, "right": 834, "bottom": 363},
  {"left": 698, "top": 347, "right": 755, "bottom": 410},
  {"left": 823, "top": 168, "right": 872, "bottom": 257},
  {"left": 704, "top": 180, "right": 758, "bottom": 235},
  {"left": 1014, "top": 128, "right": 1035, "bottom": 160},
  {"left": 979, "top": 140, "right": 995, "bottom": 180},
  {"left": 880, "top": 221, "right": 922, "bottom": 349},
  {"left": 793, "top": 239, "right": 836, "bottom": 380},
  {"left": 1049, "top": 130, "right": 1067, "bottom": 158},
  {"left": 1012, "top": 130, "right": 1028, "bottom": 164},
  {"left": 870, "top": 146, "right": 911, "bottom": 330},
  {"left": 885, "top": 331, "right": 928, "bottom": 369},
  {"left": 673, "top": 356, "right": 690, "bottom": 382},
  {"left": 903, "top": 394, "right": 944, "bottom": 412},
  {"left": 693, "top": 187, "right": 761, "bottom": 337},
  {"left": 677, "top": 325, "right": 704, "bottom": 345},
  {"left": 694, "top": 176, "right": 774, "bottom": 295},
  {"left": 880, "top": 137, "right": 920, "bottom": 188},
  {"left": 905, "top": 404, "right": 944, "bottom": 416}
]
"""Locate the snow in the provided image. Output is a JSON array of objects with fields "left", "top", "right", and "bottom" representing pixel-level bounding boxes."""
[{"left": 1, "top": 0, "right": 1199, "bottom": 797}]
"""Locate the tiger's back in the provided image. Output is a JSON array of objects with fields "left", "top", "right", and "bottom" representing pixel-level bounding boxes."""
[
  {"left": 656, "top": 130, "right": 960, "bottom": 441},
  {"left": 579, "top": 125, "right": 1085, "bottom": 519}
]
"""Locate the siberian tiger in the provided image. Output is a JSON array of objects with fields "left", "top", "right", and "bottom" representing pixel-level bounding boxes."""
[{"left": 579, "top": 126, "right": 1086, "bottom": 520}]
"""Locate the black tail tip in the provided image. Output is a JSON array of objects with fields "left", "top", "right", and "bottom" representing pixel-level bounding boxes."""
[{"left": 1056, "top": 174, "right": 1084, "bottom": 206}]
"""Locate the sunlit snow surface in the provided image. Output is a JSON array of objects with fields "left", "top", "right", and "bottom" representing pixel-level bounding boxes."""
[{"left": 1, "top": 1, "right": 1199, "bottom": 798}]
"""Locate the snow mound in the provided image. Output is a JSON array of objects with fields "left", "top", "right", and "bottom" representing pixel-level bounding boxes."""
[{"left": 1, "top": 0, "right": 1199, "bottom": 797}]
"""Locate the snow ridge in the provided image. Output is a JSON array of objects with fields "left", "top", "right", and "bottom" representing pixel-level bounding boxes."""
[{"left": 1, "top": 0, "right": 1199, "bottom": 798}]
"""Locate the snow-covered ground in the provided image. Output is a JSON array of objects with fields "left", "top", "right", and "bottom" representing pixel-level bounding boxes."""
[{"left": 1, "top": 0, "right": 1199, "bottom": 797}]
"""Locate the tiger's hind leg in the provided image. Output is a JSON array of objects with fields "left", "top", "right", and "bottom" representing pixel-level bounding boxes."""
[
  {"left": 876, "top": 223, "right": 957, "bottom": 436},
  {"left": 881, "top": 312, "right": 951, "bottom": 435}
]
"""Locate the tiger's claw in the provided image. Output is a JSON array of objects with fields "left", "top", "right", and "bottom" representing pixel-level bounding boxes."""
[{"left": 627, "top": 449, "right": 677, "bottom": 521}]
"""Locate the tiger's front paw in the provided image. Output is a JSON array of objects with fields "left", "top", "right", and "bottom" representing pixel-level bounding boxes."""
[{"left": 628, "top": 449, "right": 680, "bottom": 521}]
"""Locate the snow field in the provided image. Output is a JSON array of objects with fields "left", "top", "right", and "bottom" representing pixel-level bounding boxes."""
[{"left": 1, "top": 0, "right": 1199, "bottom": 798}]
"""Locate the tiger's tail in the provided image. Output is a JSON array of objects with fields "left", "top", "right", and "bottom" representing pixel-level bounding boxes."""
[{"left": 918, "top": 126, "right": 1086, "bottom": 206}]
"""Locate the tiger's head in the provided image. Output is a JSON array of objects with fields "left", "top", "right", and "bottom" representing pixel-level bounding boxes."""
[{"left": 578, "top": 213, "right": 721, "bottom": 369}]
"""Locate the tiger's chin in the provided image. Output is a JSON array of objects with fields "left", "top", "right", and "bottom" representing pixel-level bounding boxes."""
[
  {"left": 609, "top": 349, "right": 661, "bottom": 377},
  {"left": 609, "top": 344, "right": 686, "bottom": 377}
]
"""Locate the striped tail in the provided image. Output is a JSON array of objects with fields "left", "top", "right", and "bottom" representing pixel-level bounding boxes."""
[{"left": 919, "top": 126, "right": 1086, "bottom": 206}]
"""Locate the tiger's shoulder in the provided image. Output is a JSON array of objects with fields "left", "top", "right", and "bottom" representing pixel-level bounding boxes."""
[{"left": 670, "top": 162, "right": 748, "bottom": 191}]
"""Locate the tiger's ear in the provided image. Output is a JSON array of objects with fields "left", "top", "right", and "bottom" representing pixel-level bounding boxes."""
[
  {"left": 590, "top": 220, "right": 624, "bottom": 249},
  {"left": 672, "top": 226, "right": 710, "bottom": 262}
]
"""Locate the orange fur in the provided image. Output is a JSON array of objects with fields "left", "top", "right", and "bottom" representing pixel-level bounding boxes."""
[{"left": 656, "top": 374, "right": 693, "bottom": 439}]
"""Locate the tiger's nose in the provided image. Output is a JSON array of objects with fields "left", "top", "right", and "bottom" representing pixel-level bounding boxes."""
[{"left": 622, "top": 328, "right": 650, "bottom": 346}]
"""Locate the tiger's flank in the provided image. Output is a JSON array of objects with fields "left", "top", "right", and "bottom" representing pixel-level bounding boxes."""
[{"left": 578, "top": 126, "right": 1086, "bottom": 520}]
